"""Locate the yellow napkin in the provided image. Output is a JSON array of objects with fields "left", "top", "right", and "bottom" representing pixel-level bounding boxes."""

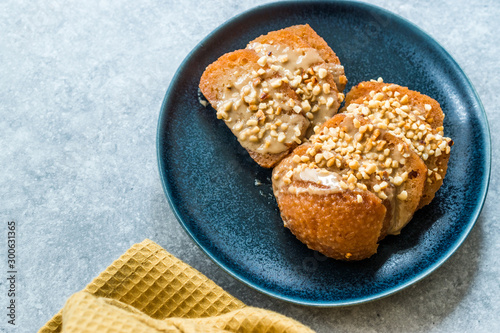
[{"left": 39, "top": 239, "right": 314, "bottom": 333}]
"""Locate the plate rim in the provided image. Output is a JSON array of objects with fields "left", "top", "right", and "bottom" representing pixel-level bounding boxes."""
[{"left": 156, "top": 0, "right": 491, "bottom": 306}]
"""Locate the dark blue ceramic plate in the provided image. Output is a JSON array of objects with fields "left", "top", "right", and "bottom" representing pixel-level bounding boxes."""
[{"left": 157, "top": 1, "right": 490, "bottom": 306}]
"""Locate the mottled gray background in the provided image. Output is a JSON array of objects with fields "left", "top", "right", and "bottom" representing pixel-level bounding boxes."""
[{"left": 1, "top": 0, "right": 498, "bottom": 332}]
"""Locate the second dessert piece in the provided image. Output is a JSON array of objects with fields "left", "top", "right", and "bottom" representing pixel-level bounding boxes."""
[
  {"left": 272, "top": 113, "right": 427, "bottom": 260},
  {"left": 200, "top": 25, "right": 345, "bottom": 168}
]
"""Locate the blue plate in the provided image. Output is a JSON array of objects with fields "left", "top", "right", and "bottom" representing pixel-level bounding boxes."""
[{"left": 157, "top": 1, "right": 490, "bottom": 306}]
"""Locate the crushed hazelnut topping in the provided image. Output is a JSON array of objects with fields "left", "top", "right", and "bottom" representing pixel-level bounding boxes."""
[
  {"left": 257, "top": 56, "right": 267, "bottom": 66},
  {"left": 282, "top": 115, "right": 417, "bottom": 202},
  {"left": 344, "top": 84, "right": 452, "bottom": 181},
  {"left": 215, "top": 42, "right": 345, "bottom": 157}
]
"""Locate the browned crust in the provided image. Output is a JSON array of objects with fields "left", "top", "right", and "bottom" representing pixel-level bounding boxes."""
[
  {"left": 200, "top": 49, "right": 262, "bottom": 104},
  {"left": 342, "top": 81, "right": 444, "bottom": 128},
  {"left": 278, "top": 188, "right": 386, "bottom": 261},
  {"left": 248, "top": 149, "right": 295, "bottom": 169},
  {"left": 248, "top": 29, "right": 313, "bottom": 52},
  {"left": 285, "top": 24, "right": 341, "bottom": 65},
  {"left": 199, "top": 49, "right": 305, "bottom": 168}
]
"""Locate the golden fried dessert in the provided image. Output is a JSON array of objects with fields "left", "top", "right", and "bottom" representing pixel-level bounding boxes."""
[
  {"left": 272, "top": 113, "right": 427, "bottom": 260},
  {"left": 342, "top": 79, "right": 453, "bottom": 207},
  {"left": 200, "top": 25, "right": 345, "bottom": 167}
]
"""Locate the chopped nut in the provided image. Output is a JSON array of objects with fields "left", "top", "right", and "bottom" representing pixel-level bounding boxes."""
[
  {"left": 312, "top": 84, "right": 321, "bottom": 96},
  {"left": 397, "top": 190, "right": 408, "bottom": 201},
  {"left": 323, "top": 83, "right": 331, "bottom": 94},
  {"left": 246, "top": 119, "right": 258, "bottom": 126},
  {"left": 257, "top": 56, "right": 267, "bottom": 67},
  {"left": 270, "top": 79, "right": 282, "bottom": 88},
  {"left": 347, "top": 174, "right": 357, "bottom": 184},
  {"left": 365, "top": 163, "right": 377, "bottom": 174},
  {"left": 277, "top": 133, "right": 286, "bottom": 143},
  {"left": 326, "top": 97, "right": 335, "bottom": 108},
  {"left": 244, "top": 95, "right": 256, "bottom": 104},
  {"left": 250, "top": 126, "right": 260, "bottom": 134},
  {"left": 290, "top": 76, "right": 302, "bottom": 88},
  {"left": 349, "top": 160, "right": 360, "bottom": 170},
  {"left": 216, "top": 110, "right": 228, "bottom": 120},
  {"left": 393, "top": 176, "right": 403, "bottom": 186},
  {"left": 301, "top": 100, "right": 311, "bottom": 112},
  {"left": 318, "top": 68, "right": 328, "bottom": 79},
  {"left": 400, "top": 94, "right": 409, "bottom": 104},
  {"left": 256, "top": 110, "right": 265, "bottom": 123}
]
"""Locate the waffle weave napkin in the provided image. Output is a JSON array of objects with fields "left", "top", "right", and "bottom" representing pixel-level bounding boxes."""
[{"left": 39, "top": 239, "right": 314, "bottom": 332}]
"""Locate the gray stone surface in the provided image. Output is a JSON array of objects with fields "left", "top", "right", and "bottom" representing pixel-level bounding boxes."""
[{"left": 0, "top": 0, "right": 498, "bottom": 331}]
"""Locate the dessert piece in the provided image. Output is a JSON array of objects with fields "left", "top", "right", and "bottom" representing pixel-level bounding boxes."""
[
  {"left": 200, "top": 25, "right": 345, "bottom": 167},
  {"left": 272, "top": 114, "right": 427, "bottom": 260},
  {"left": 343, "top": 80, "right": 453, "bottom": 207},
  {"left": 200, "top": 49, "right": 309, "bottom": 168},
  {"left": 249, "top": 24, "right": 347, "bottom": 93}
]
